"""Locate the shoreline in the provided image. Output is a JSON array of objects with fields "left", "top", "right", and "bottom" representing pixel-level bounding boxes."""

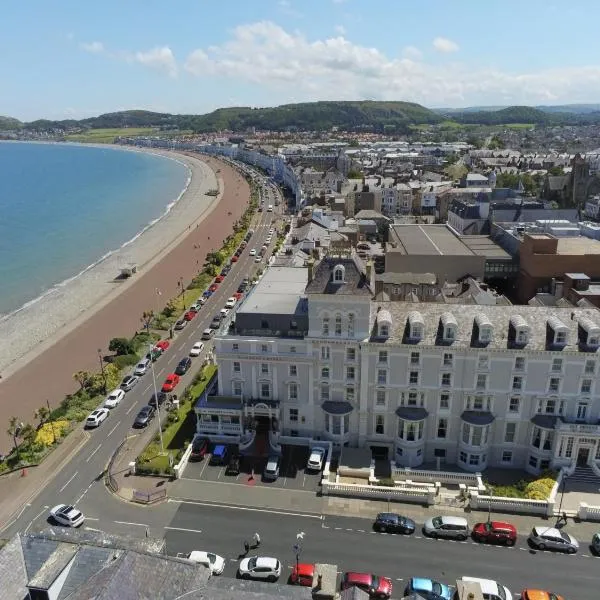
[{"left": 0, "top": 147, "right": 218, "bottom": 378}]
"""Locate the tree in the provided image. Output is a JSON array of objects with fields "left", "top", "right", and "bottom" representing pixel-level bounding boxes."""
[
  {"left": 34, "top": 406, "right": 49, "bottom": 429},
  {"left": 108, "top": 337, "right": 134, "bottom": 356},
  {"left": 73, "top": 370, "right": 92, "bottom": 391},
  {"left": 347, "top": 168, "right": 363, "bottom": 179},
  {"left": 20, "top": 424, "right": 36, "bottom": 449},
  {"left": 140, "top": 310, "right": 154, "bottom": 332},
  {"left": 7, "top": 417, "right": 23, "bottom": 458}
]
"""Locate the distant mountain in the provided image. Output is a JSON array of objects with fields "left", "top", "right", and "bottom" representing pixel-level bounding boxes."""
[
  {"left": 448, "top": 106, "right": 553, "bottom": 125},
  {"left": 0, "top": 116, "right": 22, "bottom": 129},
  {"left": 536, "top": 104, "right": 600, "bottom": 114}
]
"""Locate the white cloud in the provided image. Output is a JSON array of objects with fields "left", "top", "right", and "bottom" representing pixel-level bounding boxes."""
[
  {"left": 334, "top": 24, "right": 346, "bottom": 35},
  {"left": 402, "top": 46, "right": 422, "bottom": 60},
  {"left": 182, "top": 21, "right": 600, "bottom": 106},
  {"left": 81, "top": 41, "right": 104, "bottom": 54},
  {"left": 432, "top": 37, "right": 459, "bottom": 53},
  {"left": 133, "top": 46, "right": 178, "bottom": 78}
]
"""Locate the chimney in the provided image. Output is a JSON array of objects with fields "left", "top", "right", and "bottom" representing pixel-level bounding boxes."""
[
  {"left": 365, "top": 260, "right": 373, "bottom": 288},
  {"left": 307, "top": 258, "right": 315, "bottom": 283}
]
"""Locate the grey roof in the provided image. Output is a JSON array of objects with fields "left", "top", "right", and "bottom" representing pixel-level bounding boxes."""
[
  {"left": 371, "top": 301, "right": 600, "bottom": 352},
  {"left": 377, "top": 272, "right": 437, "bottom": 285},
  {"left": 57, "top": 545, "right": 117, "bottom": 600},
  {"left": 21, "top": 535, "right": 60, "bottom": 582},
  {"left": 197, "top": 395, "right": 243, "bottom": 411},
  {"left": 531, "top": 414, "right": 561, "bottom": 429},
  {"left": 388, "top": 225, "right": 476, "bottom": 257},
  {"left": 341, "top": 587, "right": 371, "bottom": 600},
  {"left": 0, "top": 535, "right": 28, "bottom": 600},
  {"left": 305, "top": 257, "right": 372, "bottom": 296},
  {"left": 354, "top": 209, "right": 390, "bottom": 221},
  {"left": 461, "top": 410, "right": 495, "bottom": 425},
  {"left": 322, "top": 401, "right": 354, "bottom": 415},
  {"left": 28, "top": 543, "right": 78, "bottom": 589},
  {"left": 395, "top": 407, "right": 429, "bottom": 421},
  {"left": 205, "top": 576, "right": 312, "bottom": 599}
]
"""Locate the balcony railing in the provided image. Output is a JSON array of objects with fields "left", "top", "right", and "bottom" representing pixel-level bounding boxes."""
[{"left": 556, "top": 422, "right": 600, "bottom": 435}]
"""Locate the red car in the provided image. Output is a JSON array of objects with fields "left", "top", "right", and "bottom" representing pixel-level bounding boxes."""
[
  {"left": 209, "top": 283, "right": 219, "bottom": 292},
  {"left": 231, "top": 255, "right": 238, "bottom": 262},
  {"left": 215, "top": 275, "right": 224, "bottom": 283},
  {"left": 155, "top": 340, "right": 170, "bottom": 352},
  {"left": 472, "top": 520, "right": 517, "bottom": 546},
  {"left": 233, "top": 292, "right": 243, "bottom": 300},
  {"left": 161, "top": 373, "right": 180, "bottom": 392},
  {"left": 183, "top": 311, "right": 196, "bottom": 321},
  {"left": 189, "top": 437, "right": 209, "bottom": 461},
  {"left": 290, "top": 563, "right": 314, "bottom": 587},
  {"left": 342, "top": 572, "right": 392, "bottom": 599}
]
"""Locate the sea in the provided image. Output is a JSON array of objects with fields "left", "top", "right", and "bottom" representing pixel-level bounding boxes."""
[{"left": 0, "top": 141, "right": 190, "bottom": 318}]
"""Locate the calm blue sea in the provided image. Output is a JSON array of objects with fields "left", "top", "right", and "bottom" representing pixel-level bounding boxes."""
[{"left": 0, "top": 142, "right": 189, "bottom": 317}]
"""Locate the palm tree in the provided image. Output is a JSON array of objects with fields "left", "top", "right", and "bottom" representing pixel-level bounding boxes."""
[
  {"left": 7, "top": 417, "right": 23, "bottom": 460},
  {"left": 34, "top": 406, "right": 49, "bottom": 429},
  {"left": 73, "top": 370, "right": 91, "bottom": 392}
]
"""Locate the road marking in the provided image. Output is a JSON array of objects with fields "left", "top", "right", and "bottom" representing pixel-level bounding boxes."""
[
  {"left": 157, "top": 368, "right": 165, "bottom": 376},
  {"left": 178, "top": 344, "right": 185, "bottom": 351},
  {"left": 172, "top": 499, "right": 323, "bottom": 519},
  {"left": 25, "top": 506, "right": 48, "bottom": 533},
  {"left": 143, "top": 384, "right": 151, "bottom": 393},
  {"left": 357, "top": 529, "right": 365, "bottom": 533},
  {"left": 164, "top": 526, "right": 203, "bottom": 534},
  {"left": 85, "top": 444, "right": 102, "bottom": 463},
  {"left": 395, "top": 578, "right": 404, "bottom": 581},
  {"left": 115, "top": 520, "right": 149, "bottom": 527},
  {"left": 84, "top": 527, "right": 103, "bottom": 533},
  {"left": 107, "top": 423, "right": 119, "bottom": 437},
  {"left": 334, "top": 527, "right": 342, "bottom": 530},
  {"left": 126, "top": 403, "right": 137, "bottom": 415},
  {"left": 85, "top": 517, "right": 100, "bottom": 521},
  {"left": 59, "top": 472, "right": 78, "bottom": 493}
]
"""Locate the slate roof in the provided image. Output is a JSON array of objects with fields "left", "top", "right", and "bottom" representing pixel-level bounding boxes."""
[
  {"left": 305, "top": 256, "right": 372, "bottom": 296},
  {"left": 461, "top": 410, "right": 495, "bottom": 425},
  {"left": 0, "top": 535, "right": 28, "bottom": 600},
  {"left": 204, "top": 576, "right": 312, "bottom": 599},
  {"left": 322, "top": 401, "right": 354, "bottom": 415},
  {"left": 376, "top": 272, "right": 437, "bottom": 285},
  {"left": 396, "top": 407, "right": 429, "bottom": 421}
]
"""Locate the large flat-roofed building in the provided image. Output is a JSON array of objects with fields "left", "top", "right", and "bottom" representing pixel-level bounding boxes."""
[{"left": 209, "top": 254, "right": 600, "bottom": 475}]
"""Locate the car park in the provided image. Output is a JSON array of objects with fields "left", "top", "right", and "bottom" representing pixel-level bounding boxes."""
[
  {"left": 175, "top": 319, "right": 187, "bottom": 330},
  {"left": 201, "top": 328, "right": 214, "bottom": 340},
  {"left": 133, "top": 405, "right": 155, "bottom": 428},
  {"left": 423, "top": 515, "right": 469, "bottom": 540},
  {"left": 189, "top": 342, "right": 205, "bottom": 357},
  {"left": 183, "top": 551, "right": 225, "bottom": 575},
  {"left": 148, "top": 391, "right": 167, "bottom": 408},
  {"left": 86, "top": 408, "right": 109, "bottom": 428},
  {"left": 520, "top": 590, "right": 564, "bottom": 600},
  {"left": 472, "top": 520, "right": 517, "bottom": 545},
  {"left": 175, "top": 357, "right": 192, "bottom": 375},
  {"left": 225, "top": 297, "right": 236, "bottom": 309},
  {"left": 161, "top": 373, "right": 180, "bottom": 392},
  {"left": 184, "top": 310, "right": 197, "bottom": 321},
  {"left": 238, "top": 556, "right": 281, "bottom": 582},
  {"left": 49, "top": 504, "right": 85, "bottom": 528},
  {"left": 120, "top": 375, "right": 139, "bottom": 391},
  {"left": 341, "top": 572, "right": 392, "bottom": 599},
  {"left": 263, "top": 455, "right": 281, "bottom": 481},
  {"left": 134, "top": 357, "right": 152, "bottom": 376},
  {"left": 458, "top": 577, "right": 512, "bottom": 600},
  {"left": 306, "top": 447, "right": 325, "bottom": 471},
  {"left": 189, "top": 437, "right": 209, "bottom": 461},
  {"left": 104, "top": 388, "right": 125, "bottom": 409},
  {"left": 528, "top": 526, "right": 578, "bottom": 553},
  {"left": 373, "top": 513, "right": 416, "bottom": 535},
  {"left": 226, "top": 453, "right": 241, "bottom": 475},
  {"left": 210, "top": 444, "right": 228, "bottom": 465},
  {"left": 404, "top": 577, "right": 453, "bottom": 600},
  {"left": 290, "top": 563, "right": 315, "bottom": 586}
]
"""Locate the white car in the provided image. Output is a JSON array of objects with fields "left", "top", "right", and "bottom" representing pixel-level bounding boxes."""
[
  {"left": 458, "top": 577, "right": 512, "bottom": 600},
  {"left": 238, "top": 556, "right": 281, "bottom": 582},
  {"left": 249, "top": 248, "right": 257, "bottom": 256},
  {"left": 225, "top": 297, "right": 236, "bottom": 309},
  {"left": 269, "top": 228, "right": 274, "bottom": 235},
  {"left": 86, "top": 408, "right": 109, "bottom": 428},
  {"left": 307, "top": 447, "right": 326, "bottom": 471},
  {"left": 528, "top": 526, "right": 579, "bottom": 553},
  {"left": 49, "top": 504, "right": 85, "bottom": 527},
  {"left": 189, "top": 342, "right": 205, "bottom": 357},
  {"left": 120, "top": 375, "right": 139, "bottom": 392},
  {"left": 255, "top": 256, "right": 262, "bottom": 263},
  {"left": 104, "top": 389, "right": 125, "bottom": 409},
  {"left": 184, "top": 551, "right": 225, "bottom": 575},
  {"left": 220, "top": 307, "right": 230, "bottom": 318}
]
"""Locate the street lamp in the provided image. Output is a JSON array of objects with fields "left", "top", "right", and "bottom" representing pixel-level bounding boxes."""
[
  {"left": 294, "top": 531, "right": 305, "bottom": 574},
  {"left": 97, "top": 348, "right": 107, "bottom": 395},
  {"left": 487, "top": 485, "right": 494, "bottom": 524},
  {"left": 556, "top": 475, "right": 568, "bottom": 525},
  {"left": 178, "top": 277, "right": 186, "bottom": 310}
]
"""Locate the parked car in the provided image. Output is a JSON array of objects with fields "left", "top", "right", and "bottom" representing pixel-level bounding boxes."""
[
  {"left": 423, "top": 516, "right": 469, "bottom": 540},
  {"left": 233, "top": 291, "right": 243, "bottom": 300},
  {"left": 210, "top": 315, "right": 222, "bottom": 329},
  {"left": 184, "top": 551, "right": 225, "bottom": 575},
  {"left": 341, "top": 572, "right": 393, "bottom": 600},
  {"left": 254, "top": 256, "right": 261, "bottom": 263},
  {"left": 49, "top": 504, "right": 85, "bottom": 528},
  {"left": 86, "top": 408, "right": 109, "bottom": 428},
  {"left": 201, "top": 328, "right": 214, "bottom": 340},
  {"left": 458, "top": 577, "right": 512, "bottom": 600},
  {"left": 120, "top": 375, "right": 139, "bottom": 392},
  {"left": 263, "top": 455, "right": 281, "bottom": 481},
  {"left": 237, "top": 285, "right": 246, "bottom": 294},
  {"left": 104, "top": 388, "right": 125, "bottom": 409},
  {"left": 215, "top": 275, "right": 224, "bottom": 283},
  {"left": 146, "top": 347, "right": 162, "bottom": 362},
  {"left": 521, "top": 590, "right": 565, "bottom": 600},
  {"left": 155, "top": 340, "right": 170, "bottom": 352},
  {"left": 373, "top": 513, "right": 416, "bottom": 535},
  {"left": 209, "top": 283, "right": 219, "bottom": 292},
  {"left": 226, "top": 453, "right": 241, "bottom": 475},
  {"left": 134, "top": 357, "right": 152, "bottom": 376},
  {"left": 249, "top": 249, "right": 257, "bottom": 256},
  {"left": 184, "top": 310, "right": 197, "bottom": 321},
  {"left": 592, "top": 532, "right": 600, "bottom": 554},
  {"left": 472, "top": 520, "right": 517, "bottom": 545},
  {"left": 162, "top": 373, "right": 180, "bottom": 392},
  {"left": 290, "top": 563, "right": 314, "bottom": 586},
  {"left": 238, "top": 556, "right": 281, "bottom": 582},
  {"left": 210, "top": 444, "right": 228, "bottom": 465},
  {"left": 203, "top": 290, "right": 213, "bottom": 298},
  {"left": 231, "top": 255, "right": 238, "bottom": 262},
  {"left": 189, "top": 437, "right": 209, "bottom": 461},
  {"left": 404, "top": 577, "right": 453, "bottom": 600},
  {"left": 528, "top": 526, "right": 579, "bottom": 553},
  {"left": 306, "top": 447, "right": 326, "bottom": 471},
  {"left": 148, "top": 391, "right": 167, "bottom": 408},
  {"left": 133, "top": 405, "right": 155, "bottom": 428},
  {"left": 175, "top": 319, "right": 187, "bottom": 330},
  {"left": 225, "top": 297, "right": 236, "bottom": 309},
  {"left": 175, "top": 357, "right": 192, "bottom": 375},
  {"left": 220, "top": 307, "right": 230, "bottom": 318},
  {"left": 189, "top": 342, "right": 205, "bottom": 357}
]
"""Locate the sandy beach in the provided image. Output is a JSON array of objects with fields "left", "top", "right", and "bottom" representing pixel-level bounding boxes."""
[{"left": 0, "top": 149, "right": 249, "bottom": 451}]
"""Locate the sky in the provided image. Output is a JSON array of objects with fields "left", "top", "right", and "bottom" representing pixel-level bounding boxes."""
[{"left": 3, "top": 0, "right": 600, "bottom": 121}]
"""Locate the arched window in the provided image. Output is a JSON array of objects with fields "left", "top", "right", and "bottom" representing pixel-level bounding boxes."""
[
  {"left": 333, "top": 264, "right": 345, "bottom": 283},
  {"left": 335, "top": 313, "right": 342, "bottom": 336},
  {"left": 322, "top": 313, "right": 330, "bottom": 336},
  {"left": 347, "top": 313, "right": 355, "bottom": 337}
]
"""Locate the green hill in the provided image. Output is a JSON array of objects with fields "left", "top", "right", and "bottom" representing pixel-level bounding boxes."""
[
  {"left": 450, "top": 106, "right": 553, "bottom": 125},
  {"left": 0, "top": 115, "right": 22, "bottom": 129}
]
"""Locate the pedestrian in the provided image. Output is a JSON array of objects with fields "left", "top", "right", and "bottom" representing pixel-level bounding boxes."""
[
  {"left": 244, "top": 540, "right": 249, "bottom": 554},
  {"left": 253, "top": 532, "right": 261, "bottom": 547}
]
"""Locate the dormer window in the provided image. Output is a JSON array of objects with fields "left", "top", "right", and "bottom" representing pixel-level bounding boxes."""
[
  {"left": 510, "top": 314, "right": 530, "bottom": 346},
  {"left": 379, "top": 323, "right": 389, "bottom": 337},
  {"left": 578, "top": 317, "right": 600, "bottom": 349},
  {"left": 333, "top": 264, "right": 345, "bottom": 283},
  {"left": 547, "top": 316, "right": 568, "bottom": 347},
  {"left": 475, "top": 314, "right": 493, "bottom": 344},
  {"left": 408, "top": 311, "right": 425, "bottom": 341},
  {"left": 441, "top": 312, "right": 457, "bottom": 342},
  {"left": 376, "top": 308, "right": 392, "bottom": 339}
]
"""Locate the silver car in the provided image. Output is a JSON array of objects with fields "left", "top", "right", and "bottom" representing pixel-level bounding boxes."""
[
  {"left": 528, "top": 526, "right": 578, "bottom": 553},
  {"left": 423, "top": 515, "right": 469, "bottom": 540}
]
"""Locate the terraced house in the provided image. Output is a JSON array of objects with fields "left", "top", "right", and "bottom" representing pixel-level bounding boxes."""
[{"left": 211, "top": 255, "right": 600, "bottom": 475}]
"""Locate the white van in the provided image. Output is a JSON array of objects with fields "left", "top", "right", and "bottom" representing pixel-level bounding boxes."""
[
  {"left": 267, "top": 204, "right": 273, "bottom": 212},
  {"left": 134, "top": 357, "right": 151, "bottom": 376}
]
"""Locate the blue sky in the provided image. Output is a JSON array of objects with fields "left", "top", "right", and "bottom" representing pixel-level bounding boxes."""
[{"left": 3, "top": 0, "right": 600, "bottom": 121}]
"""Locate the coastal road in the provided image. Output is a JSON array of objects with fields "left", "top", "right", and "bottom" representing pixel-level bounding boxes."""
[
  {"left": 162, "top": 502, "right": 595, "bottom": 599},
  {"left": 0, "top": 171, "right": 283, "bottom": 539}
]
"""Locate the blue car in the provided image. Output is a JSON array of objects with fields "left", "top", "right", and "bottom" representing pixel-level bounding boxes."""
[
  {"left": 404, "top": 577, "right": 453, "bottom": 600},
  {"left": 210, "top": 444, "right": 228, "bottom": 465},
  {"left": 203, "top": 290, "right": 213, "bottom": 298}
]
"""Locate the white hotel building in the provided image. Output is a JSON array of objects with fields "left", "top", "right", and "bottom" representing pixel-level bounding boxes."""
[{"left": 208, "top": 256, "right": 600, "bottom": 475}]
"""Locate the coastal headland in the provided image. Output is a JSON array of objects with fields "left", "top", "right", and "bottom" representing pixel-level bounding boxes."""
[{"left": 0, "top": 148, "right": 250, "bottom": 452}]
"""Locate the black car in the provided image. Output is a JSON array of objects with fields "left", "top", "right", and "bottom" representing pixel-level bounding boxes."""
[
  {"left": 175, "top": 357, "right": 192, "bottom": 375},
  {"left": 189, "top": 437, "right": 209, "bottom": 461},
  {"left": 226, "top": 453, "right": 241, "bottom": 475},
  {"left": 373, "top": 513, "right": 416, "bottom": 534},
  {"left": 210, "top": 315, "right": 222, "bottom": 329},
  {"left": 133, "top": 405, "right": 155, "bottom": 428},
  {"left": 148, "top": 391, "right": 167, "bottom": 408}
]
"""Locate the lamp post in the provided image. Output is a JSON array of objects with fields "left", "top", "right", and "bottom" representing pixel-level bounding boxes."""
[
  {"left": 178, "top": 277, "right": 186, "bottom": 310},
  {"left": 294, "top": 531, "right": 305, "bottom": 574},
  {"left": 97, "top": 348, "right": 107, "bottom": 395},
  {"left": 556, "top": 475, "right": 568, "bottom": 524},
  {"left": 487, "top": 485, "right": 494, "bottom": 524},
  {"left": 149, "top": 343, "right": 165, "bottom": 453}
]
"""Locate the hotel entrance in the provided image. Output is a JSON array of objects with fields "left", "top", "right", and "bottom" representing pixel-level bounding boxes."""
[{"left": 577, "top": 446, "right": 590, "bottom": 467}]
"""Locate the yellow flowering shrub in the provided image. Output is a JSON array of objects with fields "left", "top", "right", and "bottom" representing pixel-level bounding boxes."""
[
  {"left": 525, "top": 477, "right": 556, "bottom": 500},
  {"left": 35, "top": 420, "right": 69, "bottom": 446}
]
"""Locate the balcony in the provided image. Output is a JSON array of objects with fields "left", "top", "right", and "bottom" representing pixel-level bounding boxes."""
[{"left": 556, "top": 421, "right": 600, "bottom": 435}]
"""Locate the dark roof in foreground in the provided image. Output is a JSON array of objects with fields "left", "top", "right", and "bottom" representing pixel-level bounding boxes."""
[{"left": 305, "top": 256, "right": 372, "bottom": 296}]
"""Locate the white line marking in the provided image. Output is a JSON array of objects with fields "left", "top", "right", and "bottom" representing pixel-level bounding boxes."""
[
  {"left": 115, "top": 520, "right": 149, "bottom": 527},
  {"left": 178, "top": 344, "right": 185, "bottom": 351},
  {"left": 84, "top": 527, "right": 103, "bottom": 533},
  {"left": 59, "top": 472, "right": 78, "bottom": 493},
  {"left": 143, "top": 384, "right": 151, "bottom": 393},
  {"left": 164, "top": 526, "right": 203, "bottom": 534},
  {"left": 85, "top": 444, "right": 102, "bottom": 463},
  {"left": 172, "top": 499, "right": 323, "bottom": 519},
  {"left": 157, "top": 368, "right": 165, "bottom": 376},
  {"left": 25, "top": 507, "right": 48, "bottom": 533},
  {"left": 85, "top": 517, "right": 100, "bottom": 521},
  {"left": 126, "top": 403, "right": 137, "bottom": 415},
  {"left": 107, "top": 423, "right": 119, "bottom": 437},
  {"left": 168, "top": 355, "right": 176, "bottom": 364}
]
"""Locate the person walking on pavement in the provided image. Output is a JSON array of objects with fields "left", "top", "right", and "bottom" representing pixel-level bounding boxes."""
[
  {"left": 253, "top": 532, "right": 261, "bottom": 548},
  {"left": 244, "top": 540, "right": 250, "bottom": 554}
]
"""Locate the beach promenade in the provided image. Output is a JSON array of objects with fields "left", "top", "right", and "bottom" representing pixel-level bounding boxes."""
[{"left": 0, "top": 152, "right": 249, "bottom": 452}]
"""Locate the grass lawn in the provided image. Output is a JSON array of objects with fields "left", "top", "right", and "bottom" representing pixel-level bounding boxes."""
[
  {"left": 503, "top": 123, "right": 535, "bottom": 129},
  {"left": 65, "top": 127, "right": 156, "bottom": 143}
]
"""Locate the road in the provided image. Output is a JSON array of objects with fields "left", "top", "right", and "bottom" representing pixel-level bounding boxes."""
[
  {"left": 163, "top": 502, "right": 596, "bottom": 600},
  {"left": 0, "top": 165, "right": 284, "bottom": 540}
]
